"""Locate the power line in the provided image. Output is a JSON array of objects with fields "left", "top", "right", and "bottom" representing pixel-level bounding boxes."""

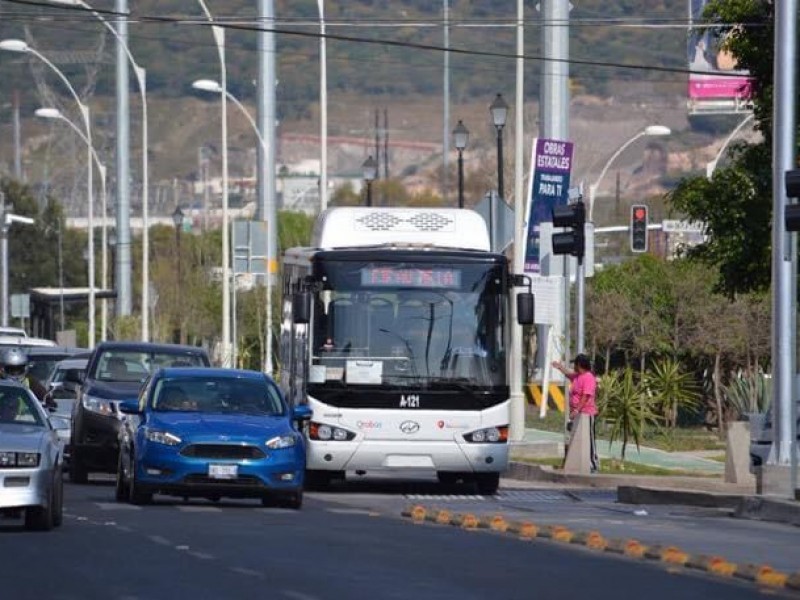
[{"left": 0, "top": 0, "right": 755, "bottom": 78}]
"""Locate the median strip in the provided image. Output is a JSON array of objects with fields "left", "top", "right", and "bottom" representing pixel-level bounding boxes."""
[{"left": 401, "top": 504, "right": 798, "bottom": 592}]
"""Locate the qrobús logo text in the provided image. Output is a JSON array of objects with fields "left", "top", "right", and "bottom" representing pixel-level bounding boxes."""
[{"left": 357, "top": 420, "right": 383, "bottom": 430}]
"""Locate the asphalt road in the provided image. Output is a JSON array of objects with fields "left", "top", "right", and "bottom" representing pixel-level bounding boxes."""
[{"left": 0, "top": 477, "right": 773, "bottom": 600}]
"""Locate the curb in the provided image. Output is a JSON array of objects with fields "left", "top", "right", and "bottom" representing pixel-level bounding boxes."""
[
  {"left": 401, "top": 505, "right": 798, "bottom": 593},
  {"left": 617, "top": 485, "right": 745, "bottom": 509}
]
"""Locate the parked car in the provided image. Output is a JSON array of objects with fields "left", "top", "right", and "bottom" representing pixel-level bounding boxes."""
[
  {"left": 0, "top": 381, "right": 66, "bottom": 530},
  {"left": 70, "top": 342, "right": 211, "bottom": 483},
  {"left": 27, "top": 347, "right": 90, "bottom": 385},
  {"left": 117, "top": 368, "right": 310, "bottom": 508},
  {"left": 749, "top": 403, "right": 800, "bottom": 471},
  {"left": 0, "top": 327, "right": 27, "bottom": 337},
  {"left": 43, "top": 357, "right": 90, "bottom": 461}
]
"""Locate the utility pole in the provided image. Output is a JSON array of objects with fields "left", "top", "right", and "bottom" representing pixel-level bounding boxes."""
[
  {"left": 13, "top": 90, "right": 21, "bottom": 181},
  {"left": 539, "top": 0, "right": 571, "bottom": 370},
  {"left": 115, "top": 0, "right": 132, "bottom": 318},
  {"left": 442, "top": 0, "right": 450, "bottom": 202},
  {"left": 0, "top": 192, "right": 6, "bottom": 327},
  {"left": 767, "top": 0, "right": 798, "bottom": 498},
  {"left": 509, "top": 0, "right": 526, "bottom": 441},
  {"left": 258, "top": 0, "right": 277, "bottom": 375},
  {"left": 384, "top": 108, "right": 390, "bottom": 180}
]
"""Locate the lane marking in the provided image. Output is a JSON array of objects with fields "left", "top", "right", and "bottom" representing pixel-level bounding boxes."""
[
  {"left": 325, "top": 508, "right": 374, "bottom": 515},
  {"left": 188, "top": 551, "right": 214, "bottom": 561},
  {"left": 176, "top": 505, "right": 223, "bottom": 513},
  {"left": 230, "top": 566, "right": 264, "bottom": 578},
  {"left": 148, "top": 535, "right": 171, "bottom": 546},
  {"left": 95, "top": 503, "right": 141, "bottom": 511}
]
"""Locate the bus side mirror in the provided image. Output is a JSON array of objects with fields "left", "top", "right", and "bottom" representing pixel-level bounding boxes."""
[
  {"left": 517, "top": 292, "right": 534, "bottom": 325},
  {"left": 292, "top": 291, "right": 311, "bottom": 325}
]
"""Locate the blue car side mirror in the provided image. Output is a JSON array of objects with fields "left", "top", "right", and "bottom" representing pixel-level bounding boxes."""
[
  {"left": 119, "top": 400, "right": 142, "bottom": 415},
  {"left": 292, "top": 405, "right": 312, "bottom": 422}
]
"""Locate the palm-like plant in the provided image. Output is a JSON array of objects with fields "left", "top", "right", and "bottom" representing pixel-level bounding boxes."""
[
  {"left": 597, "top": 368, "right": 660, "bottom": 461},
  {"left": 644, "top": 358, "right": 701, "bottom": 429},
  {"left": 723, "top": 370, "right": 772, "bottom": 419}
]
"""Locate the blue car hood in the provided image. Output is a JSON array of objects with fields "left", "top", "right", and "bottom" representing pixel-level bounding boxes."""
[
  {"left": 84, "top": 380, "right": 143, "bottom": 401},
  {"left": 149, "top": 412, "right": 290, "bottom": 441}
]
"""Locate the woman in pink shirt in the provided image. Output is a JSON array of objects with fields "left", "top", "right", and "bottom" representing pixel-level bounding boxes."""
[{"left": 552, "top": 354, "right": 599, "bottom": 473}]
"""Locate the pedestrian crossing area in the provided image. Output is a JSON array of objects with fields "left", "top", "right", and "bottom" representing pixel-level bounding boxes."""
[{"left": 404, "top": 489, "right": 617, "bottom": 504}]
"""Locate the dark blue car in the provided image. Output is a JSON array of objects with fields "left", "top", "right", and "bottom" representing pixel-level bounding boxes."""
[{"left": 116, "top": 368, "right": 311, "bottom": 509}]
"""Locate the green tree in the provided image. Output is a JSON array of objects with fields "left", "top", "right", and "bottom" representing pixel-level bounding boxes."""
[
  {"left": 644, "top": 358, "right": 700, "bottom": 429},
  {"left": 597, "top": 368, "right": 660, "bottom": 462},
  {"left": 666, "top": 0, "right": 774, "bottom": 295}
]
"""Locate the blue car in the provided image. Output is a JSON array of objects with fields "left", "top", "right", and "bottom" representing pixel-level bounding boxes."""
[{"left": 116, "top": 368, "right": 311, "bottom": 509}]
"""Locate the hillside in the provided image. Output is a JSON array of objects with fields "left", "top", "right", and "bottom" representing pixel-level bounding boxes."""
[{"left": 0, "top": 0, "right": 689, "bottom": 113}]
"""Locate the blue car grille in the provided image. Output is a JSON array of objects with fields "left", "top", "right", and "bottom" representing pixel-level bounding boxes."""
[
  {"left": 180, "top": 444, "right": 265, "bottom": 460},
  {"left": 182, "top": 474, "right": 263, "bottom": 487}
]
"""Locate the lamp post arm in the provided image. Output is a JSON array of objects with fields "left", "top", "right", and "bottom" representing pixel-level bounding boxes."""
[
  {"left": 227, "top": 92, "right": 268, "bottom": 154},
  {"left": 28, "top": 48, "right": 88, "bottom": 129},
  {"left": 710, "top": 112, "right": 755, "bottom": 173},
  {"left": 588, "top": 130, "right": 645, "bottom": 222}
]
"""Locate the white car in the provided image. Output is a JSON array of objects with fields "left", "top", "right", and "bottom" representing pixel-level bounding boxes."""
[{"left": 0, "top": 381, "right": 65, "bottom": 530}]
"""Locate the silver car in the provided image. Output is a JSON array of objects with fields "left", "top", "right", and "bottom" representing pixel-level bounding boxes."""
[{"left": 0, "top": 381, "right": 65, "bottom": 530}]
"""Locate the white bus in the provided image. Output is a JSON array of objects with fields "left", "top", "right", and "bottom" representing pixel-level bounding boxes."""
[{"left": 281, "top": 207, "right": 532, "bottom": 494}]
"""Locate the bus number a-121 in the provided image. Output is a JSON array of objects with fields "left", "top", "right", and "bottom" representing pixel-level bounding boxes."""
[{"left": 400, "top": 394, "right": 420, "bottom": 408}]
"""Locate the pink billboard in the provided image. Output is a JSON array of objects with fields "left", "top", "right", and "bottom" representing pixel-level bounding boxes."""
[{"left": 688, "top": 0, "right": 753, "bottom": 105}]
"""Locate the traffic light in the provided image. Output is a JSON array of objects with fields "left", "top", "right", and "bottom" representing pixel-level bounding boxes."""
[
  {"left": 551, "top": 200, "right": 585, "bottom": 264},
  {"left": 785, "top": 169, "right": 800, "bottom": 232},
  {"left": 630, "top": 204, "right": 648, "bottom": 253}
]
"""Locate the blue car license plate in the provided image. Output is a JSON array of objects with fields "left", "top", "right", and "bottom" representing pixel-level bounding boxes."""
[{"left": 208, "top": 464, "right": 238, "bottom": 479}]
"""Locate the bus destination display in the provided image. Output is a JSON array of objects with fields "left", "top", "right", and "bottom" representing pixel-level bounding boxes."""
[{"left": 360, "top": 267, "right": 461, "bottom": 289}]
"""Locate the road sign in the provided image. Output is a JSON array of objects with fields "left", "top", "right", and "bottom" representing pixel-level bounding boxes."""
[
  {"left": 661, "top": 219, "right": 705, "bottom": 234},
  {"left": 233, "top": 220, "right": 269, "bottom": 275},
  {"left": 523, "top": 138, "right": 575, "bottom": 274},
  {"left": 474, "top": 192, "right": 514, "bottom": 252},
  {"left": 530, "top": 276, "right": 563, "bottom": 327},
  {"left": 10, "top": 294, "right": 29, "bottom": 319}
]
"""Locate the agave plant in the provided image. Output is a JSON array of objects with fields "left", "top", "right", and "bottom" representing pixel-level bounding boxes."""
[
  {"left": 643, "top": 358, "right": 701, "bottom": 429},
  {"left": 597, "top": 368, "right": 661, "bottom": 461},
  {"left": 723, "top": 371, "right": 772, "bottom": 420}
]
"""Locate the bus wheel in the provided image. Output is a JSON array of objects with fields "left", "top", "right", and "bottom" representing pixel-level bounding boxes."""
[{"left": 475, "top": 473, "right": 500, "bottom": 496}]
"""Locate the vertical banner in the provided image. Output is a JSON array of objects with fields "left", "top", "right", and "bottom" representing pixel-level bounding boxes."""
[
  {"left": 523, "top": 138, "right": 574, "bottom": 273},
  {"left": 687, "top": 0, "right": 752, "bottom": 112}
]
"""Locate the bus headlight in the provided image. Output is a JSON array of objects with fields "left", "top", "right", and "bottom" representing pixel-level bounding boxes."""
[
  {"left": 309, "top": 422, "right": 355, "bottom": 441},
  {"left": 464, "top": 426, "right": 508, "bottom": 444}
]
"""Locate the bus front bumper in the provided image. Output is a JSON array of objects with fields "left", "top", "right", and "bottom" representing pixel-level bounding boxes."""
[{"left": 306, "top": 439, "right": 508, "bottom": 473}]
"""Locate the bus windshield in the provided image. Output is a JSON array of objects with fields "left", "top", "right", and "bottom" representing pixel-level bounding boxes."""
[{"left": 310, "top": 260, "right": 507, "bottom": 389}]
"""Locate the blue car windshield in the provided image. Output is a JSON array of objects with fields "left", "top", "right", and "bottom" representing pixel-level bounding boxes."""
[{"left": 152, "top": 376, "right": 285, "bottom": 416}]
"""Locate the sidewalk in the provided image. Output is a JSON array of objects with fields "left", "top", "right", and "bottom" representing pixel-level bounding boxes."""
[{"left": 522, "top": 427, "right": 724, "bottom": 475}]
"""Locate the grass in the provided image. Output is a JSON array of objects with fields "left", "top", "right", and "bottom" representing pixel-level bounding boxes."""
[
  {"left": 518, "top": 457, "right": 717, "bottom": 478},
  {"left": 525, "top": 408, "right": 726, "bottom": 452}
]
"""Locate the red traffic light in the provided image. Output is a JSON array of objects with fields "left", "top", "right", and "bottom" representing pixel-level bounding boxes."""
[{"left": 633, "top": 207, "right": 646, "bottom": 221}]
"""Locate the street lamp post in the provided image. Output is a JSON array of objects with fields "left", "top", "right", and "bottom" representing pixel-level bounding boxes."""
[
  {"left": 1, "top": 39, "right": 96, "bottom": 347},
  {"left": 490, "top": 93, "right": 509, "bottom": 200},
  {"left": 192, "top": 79, "right": 273, "bottom": 374},
  {"left": 47, "top": 0, "right": 149, "bottom": 337},
  {"left": 0, "top": 207, "right": 35, "bottom": 327},
  {"left": 172, "top": 206, "right": 184, "bottom": 344},
  {"left": 362, "top": 156, "right": 377, "bottom": 207},
  {"left": 195, "top": 0, "right": 232, "bottom": 368},
  {"left": 453, "top": 120, "right": 469, "bottom": 209},
  {"left": 317, "top": 0, "right": 328, "bottom": 211},
  {"left": 35, "top": 107, "right": 108, "bottom": 341},
  {"left": 588, "top": 125, "right": 671, "bottom": 222}
]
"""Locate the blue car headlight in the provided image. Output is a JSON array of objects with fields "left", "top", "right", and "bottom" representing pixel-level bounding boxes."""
[
  {"left": 146, "top": 430, "right": 182, "bottom": 446},
  {"left": 265, "top": 435, "right": 297, "bottom": 449}
]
